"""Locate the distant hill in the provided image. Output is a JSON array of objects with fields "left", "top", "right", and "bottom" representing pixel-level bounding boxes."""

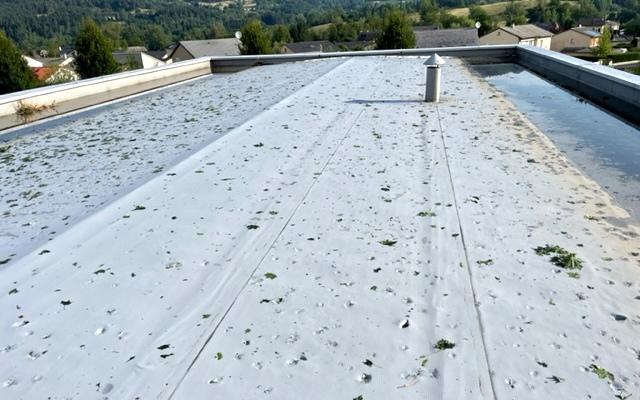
[
  {"left": 0, "top": 0, "right": 238, "bottom": 51},
  {"left": 0, "top": 0, "right": 369, "bottom": 52}
]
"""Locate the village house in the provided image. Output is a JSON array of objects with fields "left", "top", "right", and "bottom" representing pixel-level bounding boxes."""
[
  {"left": 167, "top": 38, "right": 241, "bottom": 62},
  {"left": 25, "top": 55, "right": 79, "bottom": 84},
  {"left": 21, "top": 55, "right": 44, "bottom": 68},
  {"left": 550, "top": 27, "right": 601, "bottom": 52},
  {"left": 112, "top": 49, "right": 168, "bottom": 70},
  {"left": 576, "top": 17, "right": 620, "bottom": 35},
  {"left": 479, "top": 24, "right": 553, "bottom": 49}
]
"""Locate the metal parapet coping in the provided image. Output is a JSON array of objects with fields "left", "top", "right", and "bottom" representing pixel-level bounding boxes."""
[{"left": 1, "top": 45, "right": 638, "bottom": 132}]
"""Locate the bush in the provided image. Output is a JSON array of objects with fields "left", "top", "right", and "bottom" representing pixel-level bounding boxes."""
[
  {"left": 74, "top": 18, "right": 119, "bottom": 79},
  {"left": 239, "top": 20, "right": 272, "bottom": 55},
  {"left": 376, "top": 10, "right": 416, "bottom": 50},
  {"left": 0, "top": 30, "right": 37, "bottom": 94}
]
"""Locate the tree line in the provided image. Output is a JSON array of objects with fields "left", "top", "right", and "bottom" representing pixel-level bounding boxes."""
[
  {"left": 2, "top": 0, "right": 639, "bottom": 55},
  {"left": 2, "top": 0, "right": 640, "bottom": 93},
  {"left": 1, "top": 18, "right": 120, "bottom": 94}
]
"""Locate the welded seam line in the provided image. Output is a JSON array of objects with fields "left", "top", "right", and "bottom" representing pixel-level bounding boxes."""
[
  {"left": 167, "top": 107, "right": 366, "bottom": 399},
  {"left": 435, "top": 105, "right": 498, "bottom": 400}
]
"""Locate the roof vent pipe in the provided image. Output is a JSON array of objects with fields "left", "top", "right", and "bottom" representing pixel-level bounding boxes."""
[{"left": 424, "top": 54, "right": 445, "bottom": 103}]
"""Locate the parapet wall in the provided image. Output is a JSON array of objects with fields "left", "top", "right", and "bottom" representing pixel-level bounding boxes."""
[
  {"left": 517, "top": 45, "right": 640, "bottom": 126},
  {"left": 0, "top": 58, "right": 212, "bottom": 131},
  {"left": 1, "top": 45, "right": 638, "bottom": 132},
  {"left": 209, "top": 45, "right": 516, "bottom": 72}
]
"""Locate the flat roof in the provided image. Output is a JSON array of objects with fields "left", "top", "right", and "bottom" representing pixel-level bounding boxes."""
[{"left": 0, "top": 57, "right": 639, "bottom": 400}]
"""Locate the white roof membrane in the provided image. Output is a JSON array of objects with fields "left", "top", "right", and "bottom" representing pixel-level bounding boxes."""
[{"left": 0, "top": 57, "right": 639, "bottom": 400}]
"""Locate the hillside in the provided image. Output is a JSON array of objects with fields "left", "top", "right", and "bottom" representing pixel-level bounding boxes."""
[
  {"left": 0, "top": 0, "right": 241, "bottom": 51},
  {"left": 0, "top": 0, "right": 369, "bottom": 52}
]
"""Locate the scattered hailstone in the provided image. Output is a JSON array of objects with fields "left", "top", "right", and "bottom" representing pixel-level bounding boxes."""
[
  {"left": 252, "top": 361, "right": 263, "bottom": 370},
  {"left": 208, "top": 377, "right": 224, "bottom": 384},
  {"left": 2, "top": 378, "right": 17, "bottom": 388},
  {"left": 165, "top": 261, "right": 182, "bottom": 270},
  {"left": 358, "top": 373, "right": 372, "bottom": 383},
  {"left": 95, "top": 326, "right": 106, "bottom": 335},
  {"left": 100, "top": 383, "right": 114, "bottom": 394}
]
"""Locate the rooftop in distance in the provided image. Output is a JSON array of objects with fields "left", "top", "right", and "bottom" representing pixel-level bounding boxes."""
[{"left": 0, "top": 56, "right": 639, "bottom": 400}]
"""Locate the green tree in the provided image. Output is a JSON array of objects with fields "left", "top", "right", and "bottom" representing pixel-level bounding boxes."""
[
  {"left": 376, "top": 10, "right": 416, "bottom": 50},
  {"left": 143, "top": 25, "right": 171, "bottom": 51},
  {"left": 74, "top": 18, "right": 119, "bottom": 79},
  {"left": 209, "top": 21, "right": 227, "bottom": 39},
  {"left": 419, "top": 0, "right": 441, "bottom": 26},
  {"left": 122, "top": 25, "right": 145, "bottom": 47},
  {"left": 504, "top": 1, "right": 528, "bottom": 25},
  {"left": 45, "top": 37, "right": 64, "bottom": 57},
  {"left": 625, "top": 16, "right": 640, "bottom": 36},
  {"left": 572, "top": 0, "right": 599, "bottom": 21},
  {"left": 0, "top": 30, "right": 37, "bottom": 94},
  {"left": 271, "top": 24, "right": 292, "bottom": 44},
  {"left": 102, "top": 22, "right": 127, "bottom": 50},
  {"left": 440, "top": 12, "right": 474, "bottom": 28},
  {"left": 239, "top": 19, "right": 272, "bottom": 55},
  {"left": 328, "top": 20, "right": 358, "bottom": 42},
  {"left": 289, "top": 15, "right": 309, "bottom": 42},
  {"left": 469, "top": 6, "right": 495, "bottom": 36},
  {"left": 593, "top": 26, "right": 612, "bottom": 58}
]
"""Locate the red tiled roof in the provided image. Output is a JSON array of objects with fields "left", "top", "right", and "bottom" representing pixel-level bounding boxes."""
[{"left": 32, "top": 67, "right": 55, "bottom": 81}]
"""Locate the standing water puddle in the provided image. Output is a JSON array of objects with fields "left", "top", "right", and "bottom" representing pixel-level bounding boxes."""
[{"left": 473, "top": 63, "right": 640, "bottom": 220}]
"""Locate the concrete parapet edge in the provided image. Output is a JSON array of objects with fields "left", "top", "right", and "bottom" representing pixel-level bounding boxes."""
[
  {"left": 516, "top": 45, "right": 640, "bottom": 126},
  {"left": 0, "top": 57, "right": 213, "bottom": 131},
  {"left": 1, "top": 45, "right": 638, "bottom": 131},
  {"left": 209, "top": 45, "right": 517, "bottom": 72}
]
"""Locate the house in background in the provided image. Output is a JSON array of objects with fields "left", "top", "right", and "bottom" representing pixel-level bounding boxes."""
[
  {"left": 113, "top": 50, "right": 168, "bottom": 70},
  {"left": 280, "top": 41, "right": 338, "bottom": 53},
  {"left": 22, "top": 55, "right": 44, "bottom": 68},
  {"left": 533, "top": 22, "right": 563, "bottom": 35},
  {"left": 28, "top": 55, "right": 78, "bottom": 84},
  {"left": 576, "top": 18, "right": 620, "bottom": 35},
  {"left": 551, "top": 28, "right": 601, "bottom": 53},
  {"left": 32, "top": 66, "right": 80, "bottom": 84},
  {"left": 167, "top": 38, "right": 241, "bottom": 62},
  {"left": 413, "top": 27, "right": 479, "bottom": 48},
  {"left": 479, "top": 24, "right": 553, "bottom": 49}
]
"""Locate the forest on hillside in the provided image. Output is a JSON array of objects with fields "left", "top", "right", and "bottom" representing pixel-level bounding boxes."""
[
  {"left": 0, "top": 0, "right": 382, "bottom": 52},
  {"left": 1, "top": 0, "right": 639, "bottom": 54}
]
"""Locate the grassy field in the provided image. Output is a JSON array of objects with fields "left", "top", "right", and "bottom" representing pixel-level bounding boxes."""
[
  {"left": 448, "top": 0, "right": 538, "bottom": 17},
  {"left": 308, "top": 23, "right": 332, "bottom": 33}
]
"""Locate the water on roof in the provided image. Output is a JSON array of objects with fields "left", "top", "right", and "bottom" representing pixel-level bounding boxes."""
[{"left": 473, "top": 63, "right": 640, "bottom": 220}]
